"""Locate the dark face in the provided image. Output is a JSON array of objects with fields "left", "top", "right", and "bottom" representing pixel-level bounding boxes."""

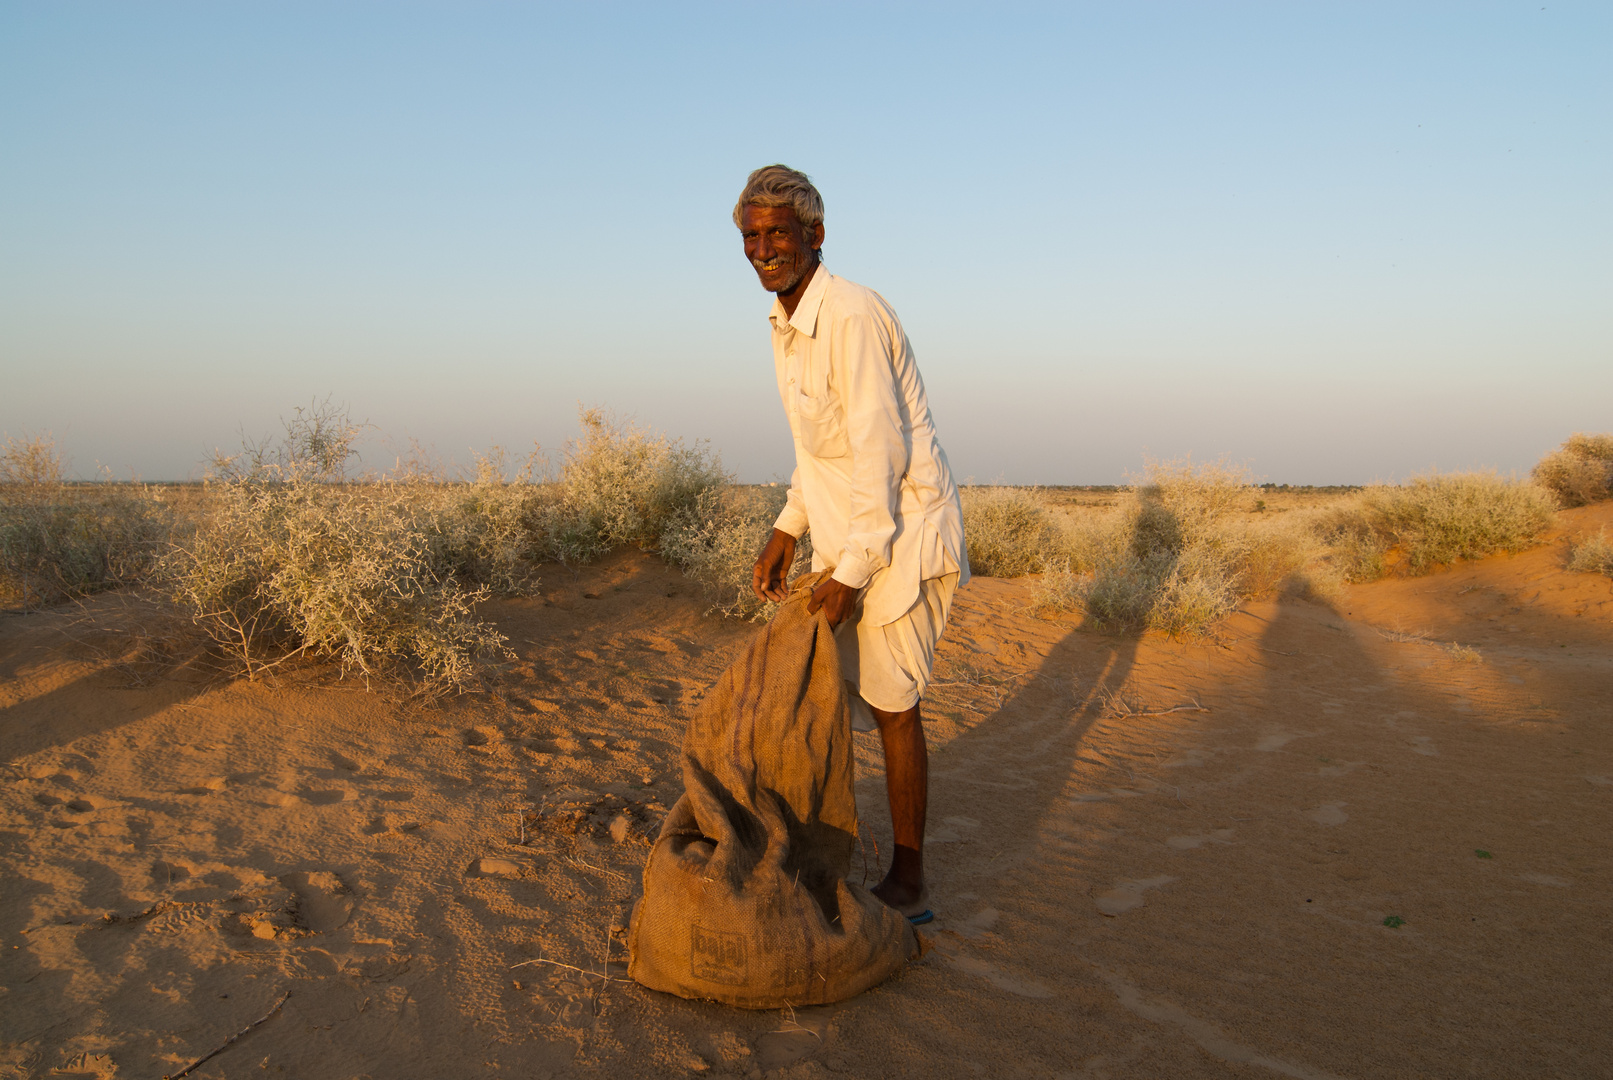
[{"left": 740, "top": 204, "right": 824, "bottom": 296}]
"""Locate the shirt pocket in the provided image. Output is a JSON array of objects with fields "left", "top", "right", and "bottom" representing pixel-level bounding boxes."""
[{"left": 795, "top": 391, "right": 850, "bottom": 459}]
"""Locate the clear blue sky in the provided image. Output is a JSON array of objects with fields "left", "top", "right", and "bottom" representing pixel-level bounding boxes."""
[{"left": 2, "top": 2, "right": 1607, "bottom": 484}]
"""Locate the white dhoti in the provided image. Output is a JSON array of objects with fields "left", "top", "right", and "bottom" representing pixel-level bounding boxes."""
[{"left": 835, "top": 572, "right": 960, "bottom": 732}]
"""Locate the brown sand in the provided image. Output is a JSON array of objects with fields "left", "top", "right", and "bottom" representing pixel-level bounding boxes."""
[{"left": 2, "top": 503, "right": 1609, "bottom": 1079}]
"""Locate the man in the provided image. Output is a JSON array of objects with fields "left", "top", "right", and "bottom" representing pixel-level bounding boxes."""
[{"left": 738, "top": 164, "right": 968, "bottom": 925}]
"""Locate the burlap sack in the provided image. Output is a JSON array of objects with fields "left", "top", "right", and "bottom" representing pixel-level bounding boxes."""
[{"left": 626, "top": 574, "right": 918, "bottom": 1008}]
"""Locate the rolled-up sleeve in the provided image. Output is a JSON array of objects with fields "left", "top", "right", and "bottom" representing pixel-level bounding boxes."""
[
  {"left": 829, "top": 310, "right": 907, "bottom": 591},
  {"left": 772, "top": 464, "right": 810, "bottom": 538}
]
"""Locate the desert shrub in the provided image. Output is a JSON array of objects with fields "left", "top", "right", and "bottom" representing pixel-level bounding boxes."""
[
  {"left": 1532, "top": 433, "right": 1613, "bottom": 507},
  {"left": 1312, "top": 502, "right": 1389, "bottom": 583},
  {"left": 165, "top": 405, "right": 517, "bottom": 690},
  {"left": 1038, "top": 460, "right": 1315, "bottom": 636},
  {"left": 661, "top": 485, "right": 813, "bottom": 620},
  {"left": 1317, "top": 472, "right": 1556, "bottom": 580},
  {"left": 406, "top": 448, "right": 545, "bottom": 595},
  {"left": 1568, "top": 529, "right": 1613, "bottom": 577},
  {"left": 0, "top": 432, "right": 65, "bottom": 489},
  {"left": 0, "top": 434, "right": 173, "bottom": 609},
  {"left": 541, "top": 408, "right": 729, "bottom": 560},
  {"left": 959, "top": 486, "right": 1065, "bottom": 577}
]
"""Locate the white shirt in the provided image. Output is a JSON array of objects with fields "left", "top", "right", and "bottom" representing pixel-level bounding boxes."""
[{"left": 768, "top": 265, "right": 969, "bottom": 627}]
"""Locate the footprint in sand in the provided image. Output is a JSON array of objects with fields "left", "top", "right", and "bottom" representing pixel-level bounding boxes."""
[
  {"left": 1519, "top": 872, "right": 1571, "bottom": 888},
  {"left": 281, "top": 870, "right": 355, "bottom": 932},
  {"left": 946, "top": 953, "right": 1055, "bottom": 997},
  {"left": 1256, "top": 731, "right": 1309, "bottom": 752},
  {"left": 753, "top": 1006, "right": 839, "bottom": 1069},
  {"left": 1095, "top": 875, "right": 1175, "bottom": 916},
  {"left": 299, "top": 788, "right": 352, "bottom": 806},
  {"left": 1308, "top": 803, "right": 1348, "bottom": 826},
  {"left": 954, "top": 906, "right": 1000, "bottom": 939},
  {"left": 150, "top": 858, "right": 196, "bottom": 887},
  {"left": 1319, "top": 760, "right": 1364, "bottom": 778},
  {"left": 1166, "top": 829, "right": 1235, "bottom": 851}
]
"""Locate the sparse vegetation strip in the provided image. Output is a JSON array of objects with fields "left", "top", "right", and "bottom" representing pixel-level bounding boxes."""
[
  {"left": 1315, "top": 471, "right": 1556, "bottom": 581},
  {"left": 5, "top": 412, "right": 1602, "bottom": 679},
  {"left": 1034, "top": 459, "right": 1320, "bottom": 635},
  {"left": 0, "top": 434, "right": 173, "bottom": 610}
]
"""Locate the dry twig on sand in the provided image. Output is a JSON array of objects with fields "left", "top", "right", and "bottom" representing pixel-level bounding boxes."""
[
  {"left": 563, "top": 855, "right": 628, "bottom": 884},
  {"left": 770, "top": 1002, "right": 824, "bottom": 1039},
  {"left": 1099, "top": 688, "right": 1211, "bottom": 720},
  {"left": 163, "top": 990, "right": 291, "bottom": 1079},
  {"left": 510, "top": 956, "right": 629, "bottom": 984}
]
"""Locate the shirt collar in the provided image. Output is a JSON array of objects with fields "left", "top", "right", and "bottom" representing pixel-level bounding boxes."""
[{"left": 766, "top": 263, "right": 830, "bottom": 337}]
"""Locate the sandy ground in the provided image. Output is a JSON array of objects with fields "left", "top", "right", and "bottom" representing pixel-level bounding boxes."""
[{"left": 2, "top": 503, "right": 1609, "bottom": 1080}]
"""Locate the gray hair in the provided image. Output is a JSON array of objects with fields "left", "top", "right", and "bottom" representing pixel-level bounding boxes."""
[{"left": 732, "top": 164, "right": 824, "bottom": 231}]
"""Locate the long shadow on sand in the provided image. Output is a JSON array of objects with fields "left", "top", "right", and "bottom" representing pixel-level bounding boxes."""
[
  {"left": 852, "top": 618, "right": 1143, "bottom": 913},
  {"left": 0, "top": 603, "right": 216, "bottom": 764}
]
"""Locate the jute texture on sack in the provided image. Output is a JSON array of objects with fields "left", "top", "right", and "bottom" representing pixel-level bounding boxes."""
[{"left": 627, "top": 573, "right": 918, "bottom": 1008}]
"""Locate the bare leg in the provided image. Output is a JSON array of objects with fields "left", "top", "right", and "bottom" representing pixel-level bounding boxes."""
[{"left": 869, "top": 702, "right": 927, "bottom": 913}]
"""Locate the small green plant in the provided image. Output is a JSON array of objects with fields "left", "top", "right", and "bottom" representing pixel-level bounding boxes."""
[
  {"left": 1567, "top": 529, "right": 1613, "bottom": 577},
  {"left": 1532, "top": 432, "right": 1613, "bottom": 507},
  {"left": 1475, "top": 850, "right": 1493, "bottom": 859},
  {"left": 1382, "top": 915, "right": 1405, "bottom": 928}
]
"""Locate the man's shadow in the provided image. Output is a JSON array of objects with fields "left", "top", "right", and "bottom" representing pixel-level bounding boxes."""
[{"left": 851, "top": 612, "right": 1144, "bottom": 898}]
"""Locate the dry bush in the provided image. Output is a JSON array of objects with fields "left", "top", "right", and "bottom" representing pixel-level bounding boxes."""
[
  {"left": 960, "top": 486, "right": 1130, "bottom": 582},
  {"left": 164, "top": 403, "right": 731, "bottom": 683},
  {"left": 1568, "top": 529, "right": 1613, "bottom": 577},
  {"left": 0, "top": 432, "right": 65, "bottom": 489},
  {"left": 1532, "top": 433, "right": 1613, "bottom": 507},
  {"left": 165, "top": 404, "right": 518, "bottom": 690},
  {"left": 538, "top": 408, "right": 730, "bottom": 561},
  {"left": 660, "top": 485, "right": 812, "bottom": 620},
  {"left": 961, "top": 486, "right": 1064, "bottom": 580},
  {"left": 0, "top": 433, "right": 172, "bottom": 609},
  {"left": 1311, "top": 503, "right": 1389, "bottom": 583},
  {"left": 405, "top": 448, "right": 545, "bottom": 595},
  {"left": 1038, "top": 459, "right": 1317, "bottom": 636},
  {"left": 1317, "top": 471, "right": 1556, "bottom": 580},
  {"left": 960, "top": 486, "right": 1064, "bottom": 577}
]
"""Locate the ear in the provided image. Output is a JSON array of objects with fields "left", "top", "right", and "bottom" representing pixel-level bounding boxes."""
[{"left": 810, "top": 221, "right": 825, "bottom": 251}]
